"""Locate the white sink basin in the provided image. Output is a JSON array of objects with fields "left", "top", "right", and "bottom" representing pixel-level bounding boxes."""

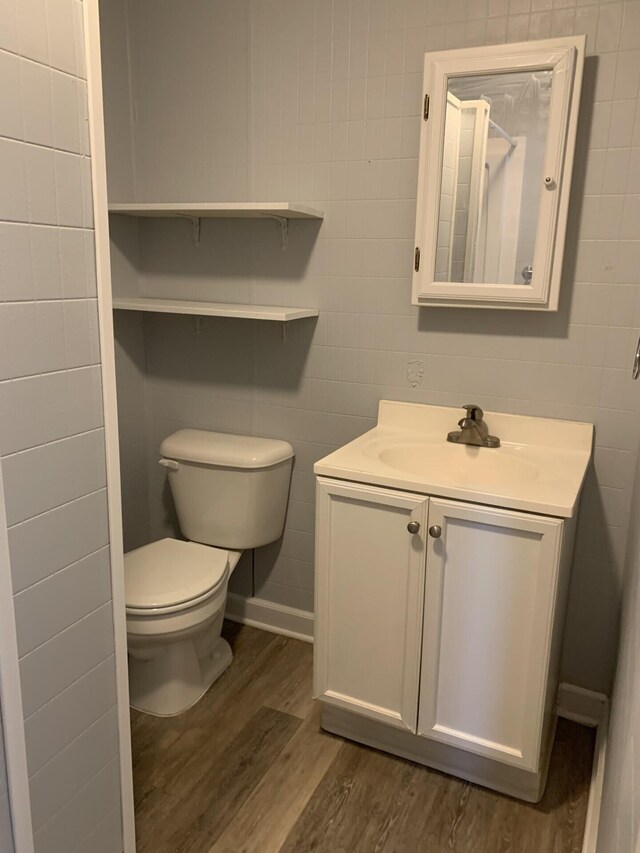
[
  {"left": 374, "top": 441, "right": 540, "bottom": 490},
  {"left": 314, "top": 401, "right": 593, "bottom": 518}
]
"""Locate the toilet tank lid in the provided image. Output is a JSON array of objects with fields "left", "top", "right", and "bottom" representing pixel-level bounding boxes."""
[{"left": 160, "top": 429, "right": 294, "bottom": 469}]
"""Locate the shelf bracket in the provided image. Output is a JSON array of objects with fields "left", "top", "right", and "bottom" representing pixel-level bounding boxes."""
[
  {"left": 263, "top": 214, "right": 289, "bottom": 250},
  {"left": 177, "top": 213, "right": 201, "bottom": 244}
]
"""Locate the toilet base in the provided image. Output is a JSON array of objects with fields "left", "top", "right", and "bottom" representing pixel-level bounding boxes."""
[{"left": 129, "top": 636, "right": 233, "bottom": 717}]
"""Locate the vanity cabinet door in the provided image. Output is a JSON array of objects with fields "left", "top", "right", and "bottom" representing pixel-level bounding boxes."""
[
  {"left": 314, "top": 477, "right": 428, "bottom": 732},
  {"left": 418, "top": 498, "right": 563, "bottom": 771}
]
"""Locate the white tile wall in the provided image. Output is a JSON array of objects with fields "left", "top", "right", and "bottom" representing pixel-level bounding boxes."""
[
  {"left": 597, "top": 436, "right": 640, "bottom": 852},
  {"left": 1, "top": 430, "right": 107, "bottom": 527},
  {"left": 23, "top": 656, "right": 117, "bottom": 777},
  {"left": 0, "top": 706, "right": 14, "bottom": 853},
  {"left": 20, "top": 603, "right": 115, "bottom": 718},
  {"left": 8, "top": 489, "right": 110, "bottom": 592},
  {"left": 104, "top": 0, "right": 640, "bottom": 694},
  {"left": 14, "top": 547, "right": 112, "bottom": 657},
  {"left": 73, "top": 804, "right": 123, "bottom": 853},
  {"left": 28, "top": 706, "right": 119, "bottom": 832},
  {"left": 0, "top": 0, "right": 122, "bottom": 849},
  {"left": 32, "top": 758, "right": 121, "bottom": 853}
]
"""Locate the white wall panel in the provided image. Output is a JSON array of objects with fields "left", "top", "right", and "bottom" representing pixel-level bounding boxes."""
[{"left": 0, "top": 0, "right": 122, "bottom": 847}]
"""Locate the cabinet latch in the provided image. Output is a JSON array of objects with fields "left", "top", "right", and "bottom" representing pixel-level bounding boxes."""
[{"left": 414, "top": 246, "right": 421, "bottom": 271}]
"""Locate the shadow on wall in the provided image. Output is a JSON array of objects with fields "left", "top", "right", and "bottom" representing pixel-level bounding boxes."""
[
  {"left": 562, "top": 463, "right": 621, "bottom": 690},
  {"left": 114, "top": 310, "right": 152, "bottom": 551},
  {"left": 113, "top": 312, "right": 146, "bottom": 375},
  {"left": 137, "top": 216, "right": 323, "bottom": 285},
  {"left": 140, "top": 313, "right": 319, "bottom": 393},
  {"left": 245, "top": 457, "right": 299, "bottom": 603}
]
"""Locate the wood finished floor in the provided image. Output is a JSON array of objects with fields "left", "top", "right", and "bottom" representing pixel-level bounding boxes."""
[{"left": 131, "top": 622, "right": 595, "bottom": 853}]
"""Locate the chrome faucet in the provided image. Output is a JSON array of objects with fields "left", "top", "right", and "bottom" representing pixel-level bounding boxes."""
[{"left": 447, "top": 405, "right": 500, "bottom": 448}]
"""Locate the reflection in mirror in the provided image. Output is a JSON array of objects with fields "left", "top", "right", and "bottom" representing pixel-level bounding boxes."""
[{"left": 435, "top": 69, "right": 553, "bottom": 285}]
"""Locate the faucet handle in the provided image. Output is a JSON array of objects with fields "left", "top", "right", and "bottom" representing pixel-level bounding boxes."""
[{"left": 463, "top": 404, "right": 483, "bottom": 422}]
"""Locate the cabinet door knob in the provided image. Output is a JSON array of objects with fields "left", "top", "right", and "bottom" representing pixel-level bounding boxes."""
[
  {"left": 428, "top": 525, "right": 442, "bottom": 538},
  {"left": 407, "top": 521, "right": 420, "bottom": 534}
]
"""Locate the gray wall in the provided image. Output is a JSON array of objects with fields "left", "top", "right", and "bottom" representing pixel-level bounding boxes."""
[
  {"left": 104, "top": 0, "right": 640, "bottom": 693},
  {"left": 0, "top": 705, "right": 15, "bottom": 853},
  {"left": 99, "top": 0, "right": 249, "bottom": 204},
  {"left": 97, "top": 0, "right": 136, "bottom": 204},
  {"left": 0, "top": 0, "right": 123, "bottom": 850},
  {"left": 113, "top": 311, "right": 149, "bottom": 553},
  {"left": 597, "top": 424, "right": 640, "bottom": 852}
]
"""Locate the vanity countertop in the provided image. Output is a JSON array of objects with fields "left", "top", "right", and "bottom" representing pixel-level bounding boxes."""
[{"left": 314, "top": 401, "right": 593, "bottom": 518}]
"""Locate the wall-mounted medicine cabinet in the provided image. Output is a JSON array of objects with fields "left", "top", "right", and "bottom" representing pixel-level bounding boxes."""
[{"left": 412, "top": 36, "right": 585, "bottom": 311}]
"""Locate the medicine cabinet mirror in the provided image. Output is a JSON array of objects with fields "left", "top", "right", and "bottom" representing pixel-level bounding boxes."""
[{"left": 412, "top": 36, "right": 585, "bottom": 311}]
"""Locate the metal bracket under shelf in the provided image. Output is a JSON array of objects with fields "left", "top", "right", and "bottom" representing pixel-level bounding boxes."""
[
  {"left": 172, "top": 211, "right": 293, "bottom": 249},
  {"left": 177, "top": 213, "right": 201, "bottom": 244},
  {"left": 193, "top": 315, "right": 289, "bottom": 340},
  {"left": 262, "top": 214, "right": 289, "bottom": 250}
]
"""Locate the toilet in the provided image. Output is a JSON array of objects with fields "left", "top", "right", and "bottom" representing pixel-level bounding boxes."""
[{"left": 124, "top": 429, "right": 294, "bottom": 717}]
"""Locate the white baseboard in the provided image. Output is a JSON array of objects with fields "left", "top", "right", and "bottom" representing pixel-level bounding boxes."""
[
  {"left": 581, "top": 709, "right": 608, "bottom": 853},
  {"left": 557, "top": 682, "right": 609, "bottom": 853},
  {"left": 225, "top": 593, "right": 314, "bottom": 643},
  {"left": 557, "top": 682, "right": 609, "bottom": 727}
]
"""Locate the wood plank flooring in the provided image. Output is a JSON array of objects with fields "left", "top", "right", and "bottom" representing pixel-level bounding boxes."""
[{"left": 131, "top": 622, "right": 595, "bottom": 853}]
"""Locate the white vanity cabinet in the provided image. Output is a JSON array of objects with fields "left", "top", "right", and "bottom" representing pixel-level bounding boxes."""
[
  {"left": 314, "top": 477, "right": 575, "bottom": 800},
  {"left": 314, "top": 479, "right": 428, "bottom": 732},
  {"left": 313, "top": 400, "right": 592, "bottom": 801},
  {"left": 418, "top": 498, "right": 564, "bottom": 773}
]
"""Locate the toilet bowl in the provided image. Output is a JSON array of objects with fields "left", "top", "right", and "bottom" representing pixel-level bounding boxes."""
[
  {"left": 125, "top": 429, "right": 294, "bottom": 717},
  {"left": 125, "top": 538, "right": 242, "bottom": 716}
]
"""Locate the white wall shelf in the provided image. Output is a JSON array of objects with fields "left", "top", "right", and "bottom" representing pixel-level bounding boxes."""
[
  {"left": 108, "top": 202, "right": 324, "bottom": 247},
  {"left": 108, "top": 202, "right": 324, "bottom": 218},
  {"left": 112, "top": 296, "right": 319, "bottom": 323}
]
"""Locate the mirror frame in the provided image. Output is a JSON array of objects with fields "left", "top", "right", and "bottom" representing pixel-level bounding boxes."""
[{"left": 412, "top": 36, "right": 585, "bottom": 312}]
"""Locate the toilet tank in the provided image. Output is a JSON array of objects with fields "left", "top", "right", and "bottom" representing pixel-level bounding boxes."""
[{"left": 159, "top": 429, "right": 294, "bottom": 550}]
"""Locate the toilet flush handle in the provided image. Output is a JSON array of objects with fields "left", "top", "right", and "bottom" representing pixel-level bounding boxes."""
[{"left": 159, "top": 458, "right": 180, "bottom": 471}]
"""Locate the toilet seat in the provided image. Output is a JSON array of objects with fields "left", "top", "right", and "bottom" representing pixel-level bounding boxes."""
[{"left": 125, "top": 538, "right": 230, "bottom": 616}]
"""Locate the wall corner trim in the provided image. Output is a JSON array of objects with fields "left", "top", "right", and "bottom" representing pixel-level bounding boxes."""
[{"left": 83, "top": 0, "right": 136, "bottom": 850}]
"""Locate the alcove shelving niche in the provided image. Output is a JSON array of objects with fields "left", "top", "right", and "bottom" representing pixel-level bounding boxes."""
[{"left": 108, "top": 201, "right": 323, "bottom": 331}]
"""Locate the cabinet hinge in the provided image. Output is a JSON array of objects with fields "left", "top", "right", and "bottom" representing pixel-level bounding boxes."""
[
  {"left": 423, "top": 94, "right": 430, "bottom": 121},
  {"left": 414, "top": 246, "right": 421, "bottom": 271}
]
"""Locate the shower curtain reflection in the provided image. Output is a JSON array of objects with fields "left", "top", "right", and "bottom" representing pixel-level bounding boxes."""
[
  {"left": 435, "top": 68, "right": 553, "bottom": 286},
  {"left": 475, "top": 135, "right": 526, "bottom": 284}
]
